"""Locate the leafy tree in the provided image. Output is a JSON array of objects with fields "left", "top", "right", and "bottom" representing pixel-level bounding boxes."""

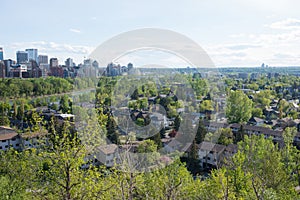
[
  {"left": 232, "top": 135, "right": 298, "bottom": 199},
  {"left": 59, "top": 95, "right": 72, "bottom": 114},
  {"left": 0, "top": 149, "right": 38, "bottom": 200},
  {"left": 226, "top": 90, "right": 253, "bottom": 123},
  {"left": 137, "top": 139, "right": 160, "bottom": 170},
  {"left": 0, "top": 101, "right": 10, "bottom": 126},
  {"left": 137, "top": 159, "right": 200, "bottom": 199},
  {"left": 199, "top": 100, "right": 214, "bottom": 112},
  {"left": 217, "top": 128, "right": 233, "bottom": 146},
  {"left": 252, "top": 107, "right": 263, "bottom": 118}
]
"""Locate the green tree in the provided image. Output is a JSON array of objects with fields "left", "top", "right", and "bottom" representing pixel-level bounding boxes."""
[
  {"left": 174, "top": 115, "right": 181, "bottom": 132},
  {"left": 137, "top": 139, "right": 160, "bottom": 170},
  {"left": 59, "top": 95, "right": 72, "bottom": 114},
  {"left": 149, "top": 132, "right": 162, "bottom": 150},
  {"left": 186, "top": 140, "right": 199, "bottom": 174},
  {"left": 234, "top": 125, "right": 245, "bottom": 144},
  {"left": 131, "top": 88, "right": 139, "bottom": 100},
  {"left": 0, "top": 101, "right": 10, "bottom": 126},
  {"left": 199, "top": 100, "right": 214, "bottom": 112},
  {"left": 252, "top": 107, "right": 263, "bottom": 118},
  {"left": 226, "top": 90, "right": 253, "bottom": 123},
  {"left": 106, "top": 114, "right": 120, "bottom": 144},
  {"left": 217, "top": 128, "right": 233, "bottom": 146},
  {"left": 0, "top": 149, "right": 38, "bottom": 200},
  {"left": 195, "top": 118, "right": 207, "bottom": 144}
]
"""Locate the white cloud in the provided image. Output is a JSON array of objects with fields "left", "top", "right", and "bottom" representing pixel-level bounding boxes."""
[
  {"left": 267, "top": 18, "right": 300, "bottom": 30},
  {"left": 69, "top": 28, "right": 81, "bottom": 33}
]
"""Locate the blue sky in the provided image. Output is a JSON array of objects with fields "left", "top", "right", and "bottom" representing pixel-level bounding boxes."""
[{"left": 2, "top": 0, "right": 300, "bottom": 67}]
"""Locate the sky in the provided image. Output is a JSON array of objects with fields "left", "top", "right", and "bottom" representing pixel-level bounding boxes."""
[{"left": 2, "top": 0, "right": 300, "bottom": 67}]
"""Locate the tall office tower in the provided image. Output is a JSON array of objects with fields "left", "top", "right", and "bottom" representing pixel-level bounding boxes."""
[
  {"left": 26, "top": 49, "right": 38, "bottom": 61},
  {"left": 3, "top": 59, "right": 13, "bottom": 77},
  {"left": 16, "top": 51, "right": 28, "bottom": 64},
  {"left": 50, "top": 58, "right": 59, "bottom": 68},
  {"left": 0, "top": 47, "right": 3, "bottom": 60},
  {"left": 0, "top": 61, "right": 5, "bottom": 78},
  {"left": 65, "top": 58, "right": 73, "bottom": 67},
  {"left": 127, "top": 63, "right": 133, "bottom": 71},
  {"left": 38, "top": 55, "right": 48, "bottom": 65}
]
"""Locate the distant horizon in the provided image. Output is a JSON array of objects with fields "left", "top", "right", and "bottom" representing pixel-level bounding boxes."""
[{"left": 2, "top": 0, "right": 300, "bottom": 67}]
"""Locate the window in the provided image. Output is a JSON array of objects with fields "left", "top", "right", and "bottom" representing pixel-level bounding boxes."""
[
  {"left": 5, "top": 145, "right": 8, "bottom": 148},
  {"left": 2, "top": 140, "right": 6, "bottom": 143},
  {"left": 12, "top": 138, "right": 16, "bottom": 141}
]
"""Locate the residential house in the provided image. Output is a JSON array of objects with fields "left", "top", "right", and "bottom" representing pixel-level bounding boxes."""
[
  {"left": 0, "top": 126, "right": 22, "bottom": 150},
  {"left": 198, "top": 141, "right": 226, "bottom": 169},
  {"left": 248, "top": 116, "right": 264, "bottom": 126},
  {"left": 95, "top": 144, "right": 119, "bottom": 167}
]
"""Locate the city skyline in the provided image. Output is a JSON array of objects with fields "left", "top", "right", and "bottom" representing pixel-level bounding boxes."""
[{"left": 2, "top": 0, "right": 300, "bottom": 67}]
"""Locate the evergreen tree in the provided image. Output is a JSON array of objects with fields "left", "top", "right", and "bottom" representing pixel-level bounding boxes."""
[
  {"left": 174, "top": 115, "right": 181, "bottom": 131},
  {"left": 12, "top": 101, "right": 18, "bottom": 120},
  {"left": 159, "top": 125, "right": 166, "bottom": 138},
  {"left": 187, "top": 140, "right": 199, "bottom": 174},
  {"left": 149, "top": 132, "right": 162, "bottom": 150},
  {"left": 131, "top": 89, "right": 139, "bottom": 100},
  {"left": 106, "top": 114, "right": 120, "bottom": 144},
  {"left": 234, "top": 125, "right": 245, "bottom": 144},
  {"left": 195, "top": 118, "right": 207, "bottom": 144},
  {"left": 0, "top": 102, "right": 10, "bottom": 126},
  {"left": 17, "top": 101, "right": 24, "bottom": 121},
  {"left": 59, "top": 95, "right": 71, "bottom": 114}
]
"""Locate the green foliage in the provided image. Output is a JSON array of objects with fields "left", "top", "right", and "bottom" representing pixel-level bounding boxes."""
[
  {"left": 0, "top": 77, "right": 74, "bottom": 99},
  {"left": 252, "top": 107, "right": 263, "bottom": 118},
  {"left": 0, "top": 101, "right": 10, "bottom": 126},
  {"left": 186, "top": 140, "right": 200, "bottom": 174},
  {"left": 174, "top": 115, "right": 181, "bottom": 132},
  {"left": 234, "top": 125, "right": 245, "bottom": 144},
  {"left": 149, "top": 132, "right": 162, "bottom": 150},
  {"left": 195, "top": 118, "right": 207, "bottom": 144},
  {"left": 217, "top": 128, "right": 234, "bottom": 145},
  {"left": 106, "top": 114, "right": 120, "bottom": 144},
  {"left": 199, "top": 100, "right": 214, "bottom": 112},
  {"left": 226, "top": 90, "right": 253, "bottom": 123},
  {"left": 59, "top": 94, "right": 72, "bottom": 114}
]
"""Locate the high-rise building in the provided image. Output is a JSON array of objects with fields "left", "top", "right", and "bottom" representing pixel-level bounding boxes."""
[
  {"left": 0, "top": 61, "right": 5, "bottom": 79},
  {"left": 38, "top": 55, "right": 48, "bottom": 65},
  {"left": 65, "top": 58, "right": 73, "bottom": 67},
  {"left": 0, "top": 47, "right": 3, "bottom": 60},
  {"left": 16, "top": 51, "right": 28, "bottom": 64},
  {"left": 3, "top": 59, "right": 13, "bottom": 77},
  {"left": 50, "top": 58, "right": 59, "bottom": 68},
  {"left": 26, "top": 49, "right": 38, "bottom": 62}
]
